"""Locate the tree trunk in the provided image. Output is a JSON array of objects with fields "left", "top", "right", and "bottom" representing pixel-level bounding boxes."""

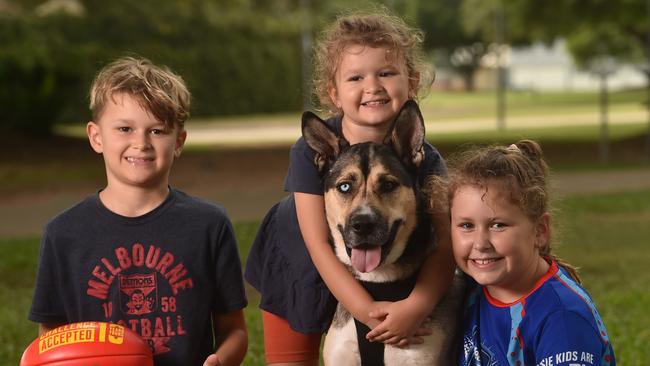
[
  {"left": 599, "top": 74, "right": 610, "bottom": 164},
  {"left": 646, "top": 71, "right": 650, "bottom": 160}
]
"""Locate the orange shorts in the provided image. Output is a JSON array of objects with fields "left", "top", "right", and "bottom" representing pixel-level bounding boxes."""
[{"left": 262, "top": 310, "right": 322, "bottom": 364}]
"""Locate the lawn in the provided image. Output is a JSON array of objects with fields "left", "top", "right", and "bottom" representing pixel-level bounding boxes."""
[
  {"left": 419, "top": 89, "right": 648, "bottom": 120},
  {"left": 3, "top": 88, "right": 649, "bottom": 364},
  {"left": 2, "top": 189, "right": 649, "bottom": 366}
]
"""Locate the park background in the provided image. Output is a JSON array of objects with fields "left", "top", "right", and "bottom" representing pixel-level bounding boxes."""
[{"left": 1, "top": 0, "right": 650, "bottom": 365}]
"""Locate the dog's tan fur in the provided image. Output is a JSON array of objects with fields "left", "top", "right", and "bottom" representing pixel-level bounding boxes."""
[
  {"left": 302, "top": 101, "right": 464, "bottom": 366},
  {"left": 323, "top": 148, "right": 419, "bottom": 283}
]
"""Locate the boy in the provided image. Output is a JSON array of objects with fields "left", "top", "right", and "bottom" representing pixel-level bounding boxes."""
[{"left": 28, "top": 56, "right": 248, "bottom": 366}]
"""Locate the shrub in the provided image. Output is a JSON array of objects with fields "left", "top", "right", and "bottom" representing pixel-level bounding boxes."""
[{"left": 0, "top": 1, "right": 304, "bottom": 136}]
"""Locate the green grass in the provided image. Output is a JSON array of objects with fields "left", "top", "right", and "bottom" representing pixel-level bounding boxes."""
[
  {"left": 3, "top": 89, "right": 649, "bottom": 364},
  {"left": 553, "top": 190, "right": 650, "bottom": 364},
  {"left": 420, "top": 89, "right": 648, "bottom": 119},
  {"left": 428, "top": 122, "right": 649, "bottom": 145},
  {"left": 0, "top": 238, "right": 40, "bottom": 364},
  {"left": 0, "top": 164, "right": 103, "bottom": 190},
  {"left": 2, "top": 190, "right": 649, "bottom": 365},
  {"left": 54, "top": 89, "right": 649, "bottom": 135}
]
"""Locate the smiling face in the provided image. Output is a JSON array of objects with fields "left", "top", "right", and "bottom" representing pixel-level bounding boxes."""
[
  {"left": 87, "top": 92, "right": 186, "bottom": 193},
  {"left": 328, "top": 45, "right": 413, "bottom": 142},
  {"left": 450, "top": 183, "right": 550, "bottom": 303}
]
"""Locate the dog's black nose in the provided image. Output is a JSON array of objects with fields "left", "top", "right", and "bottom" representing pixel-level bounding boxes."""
[{"left": 350, "top": 214, "right": 376, "bottom": 236}]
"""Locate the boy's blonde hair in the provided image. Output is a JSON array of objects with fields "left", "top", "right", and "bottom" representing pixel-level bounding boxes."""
[
  {"left": 89, "top": 56, "right": 190, "bottom": 130},
  {"left": 313, "top": 11, "right": 433, "bottom": 116},
  {"left": 427, "top": 140, "right": 581, "bottom": 283}
]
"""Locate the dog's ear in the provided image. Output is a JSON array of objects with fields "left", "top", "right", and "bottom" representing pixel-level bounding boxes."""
[
  {"left": 302, "top": 111, "right": 344, "bottom": 173},
  {"left": 384, "top": 100, "right": 425, "bottom": 168}
]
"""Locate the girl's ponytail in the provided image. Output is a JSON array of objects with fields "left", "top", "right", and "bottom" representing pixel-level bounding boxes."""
[{"left": 541, "top": 252, "right": 582, "bottom": 284}]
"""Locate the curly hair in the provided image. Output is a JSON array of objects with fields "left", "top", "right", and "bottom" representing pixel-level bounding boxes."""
[
  {"left": 89, "top": 56, "right": 190, "bottom": 130},
  {"left": 426, "top": 140, "right": 581, "bottom": 283},
  {"left": 312, "top": 11, "right": 433, "bottom": 116}
]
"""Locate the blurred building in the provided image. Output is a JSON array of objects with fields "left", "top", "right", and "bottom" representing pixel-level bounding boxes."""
[
  {"left": 505, "top": 39, "right": 646, "bottom": 91},
  {"left": 435, "top": 39, "right": 646, "bottom": 92}
]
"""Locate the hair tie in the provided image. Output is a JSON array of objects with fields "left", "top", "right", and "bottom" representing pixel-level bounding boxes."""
[{"left": 507, "top": 143, "right": 520, "bottom": 152}]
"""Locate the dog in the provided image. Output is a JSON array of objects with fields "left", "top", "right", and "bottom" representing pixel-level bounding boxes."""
[{"left": 302, "top": 100, "right": 465, "bottom": 366}]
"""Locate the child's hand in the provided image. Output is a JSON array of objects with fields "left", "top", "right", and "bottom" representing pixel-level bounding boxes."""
[
  {"left": 203, "top": 353, "right": 222, "bottom": 366},
  {"left": 366, "top": 300, "right": 432, "bottom": 347}
]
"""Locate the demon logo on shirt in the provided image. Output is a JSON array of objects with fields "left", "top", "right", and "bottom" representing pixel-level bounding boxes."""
[{"left": 119, "top": 273, "right": 157, "bottom": 315}]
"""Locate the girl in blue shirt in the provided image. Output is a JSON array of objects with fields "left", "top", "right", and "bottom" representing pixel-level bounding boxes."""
[{"left": 428, "top": 140, "right": 615, "bottom": 366}]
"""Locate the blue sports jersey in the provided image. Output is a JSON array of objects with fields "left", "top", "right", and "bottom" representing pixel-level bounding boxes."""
[{"left": 460, "top": 260, "right": 615, "bottom": 366}]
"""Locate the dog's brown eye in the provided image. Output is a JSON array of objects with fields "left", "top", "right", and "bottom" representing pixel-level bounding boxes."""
[
  {"left": 337, "top": 182, "right": 352, "bottom": 193},
  {"left": 381, "top": 181, "right": 398, "bottom": 192}
]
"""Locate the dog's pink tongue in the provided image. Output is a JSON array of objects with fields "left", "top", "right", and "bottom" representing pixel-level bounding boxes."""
[{"left": 351, "top": 247, "right": 381, "bottom": 273}]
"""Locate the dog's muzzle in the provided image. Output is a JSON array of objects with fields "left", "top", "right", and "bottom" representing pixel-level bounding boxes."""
[{"left": 339, "top": 208, "right": 401, "bottom": 273}]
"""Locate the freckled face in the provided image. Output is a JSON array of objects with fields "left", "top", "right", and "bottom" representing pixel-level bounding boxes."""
[{"left": 450, "top": 184, "right": 550, "bottom": 302}]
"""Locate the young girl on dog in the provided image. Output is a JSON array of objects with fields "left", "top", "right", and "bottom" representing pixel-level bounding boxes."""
[
  {"left": 428, "top": 140, "right": 615, "bottom": 365},
  {"left": 245, "top": 11, "right": 455, "bottom": 365}
]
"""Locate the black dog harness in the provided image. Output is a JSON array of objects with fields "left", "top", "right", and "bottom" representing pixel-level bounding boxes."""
[{"left": 354, "top": 274, "right": 418, "bottom": 366}]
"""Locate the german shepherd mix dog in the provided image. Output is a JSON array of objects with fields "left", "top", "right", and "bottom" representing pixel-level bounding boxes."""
[{"left": 302, "top": 101, "right": 464, "bottom": 366}]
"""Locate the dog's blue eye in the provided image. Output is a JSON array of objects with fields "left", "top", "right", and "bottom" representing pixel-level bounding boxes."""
[{"left": 337, "top": 183, "right": 351, "bottom": 193}]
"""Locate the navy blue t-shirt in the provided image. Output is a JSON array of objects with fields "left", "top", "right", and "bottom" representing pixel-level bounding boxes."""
[{"left": 30, "top": 189, "right": 247, "bottom": 366}]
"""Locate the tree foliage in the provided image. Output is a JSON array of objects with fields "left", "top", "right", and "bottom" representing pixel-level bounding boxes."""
[
  {"left": 0, "top": 0, "right": 303, "bottom": 136},
  {"left": 0, "top": 9, "right": 88, "bottom": 135},
  {"left": 502, "top": 0, "right": 649, "bottom": 69},
  {"left": 1, "top": 0, "right": 494, "bottom": 135}
]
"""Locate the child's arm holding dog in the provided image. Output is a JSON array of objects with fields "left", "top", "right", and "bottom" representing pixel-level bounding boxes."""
[
  {"left": 296, "top": 192, "right": 434, "bottom": 344},
  {"left": 366, "top": 211, "right": 455, "bottom": 346},
  {"left": 296, "top": 192, "right": 378, "bottom": 328}
]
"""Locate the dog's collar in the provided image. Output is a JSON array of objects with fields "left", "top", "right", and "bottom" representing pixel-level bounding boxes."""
[{"left": 358, "top": 273, "right": 418, "bottom": 302}]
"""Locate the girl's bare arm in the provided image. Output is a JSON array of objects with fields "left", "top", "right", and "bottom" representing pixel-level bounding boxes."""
[
  {"left": 367, "top": 211, "right": 455, "bottom": 344},
  {"left": 295, "top": 192, "right": 379, "bottom": 328}
]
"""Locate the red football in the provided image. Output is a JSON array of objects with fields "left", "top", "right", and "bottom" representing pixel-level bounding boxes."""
[{"left": 20, "top": 321, "right": 153, "bottom": 366}]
